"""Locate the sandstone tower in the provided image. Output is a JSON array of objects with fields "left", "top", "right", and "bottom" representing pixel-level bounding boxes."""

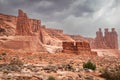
[
  {"left": 94, "top": 28, "right": 118, "bottom": 49},
  {"left": 16, "top": 9, "right": 32, "bottom": 35}
]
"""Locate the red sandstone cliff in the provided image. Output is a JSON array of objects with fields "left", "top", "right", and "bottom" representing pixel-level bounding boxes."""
[
  {"left": 93, "top": 28, "right": 118, "bottom": 49},
  {"left": 0, "top": 10, "right": 47, "bottom": 52},
  {"left": 0, "top": 14, "right": 16, "bottom": 36},
  {"left": 16, "top": 9, "right": 33, "bottom": 35}
]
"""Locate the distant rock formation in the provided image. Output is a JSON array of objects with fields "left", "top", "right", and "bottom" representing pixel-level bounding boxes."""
[
  {"left": 93, "top": 28, "right": 118, "bottom": 49},
  {"left": 16, "top": 9, "right": 32, "bottom": 35}
]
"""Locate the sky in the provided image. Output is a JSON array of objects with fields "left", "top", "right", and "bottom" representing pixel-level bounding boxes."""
[{"left": 0, "top": 0, "right": 120, "bottom": 38}]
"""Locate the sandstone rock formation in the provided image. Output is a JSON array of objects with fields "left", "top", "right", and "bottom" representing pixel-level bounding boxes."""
[
  {"left": 0, "top": 14, "right": 16, "bottom": 36},
  {"left": 94, "top": 28, "right": 118, "bottom": 49},
  {"left": 70, "top": 28, "right": 119, "bottom": 50},
  {"left": 0, "top": 9, "right": 104, "bottom": 54},
  {"left": 0, "top": 13, "right": 17, "bottom": 25},
  {"left": 30, "top": 19, "right": 41, "bottom": 32},
  {"left": 16, "top": 9, "right": 33, "bottom": 35},
  {"left": 62, "top": 41, "right": 97, "bottom": 55},
  {"left": 0, "top": 10, "right": 47, "bottom": 52},
  {"left": 94, "top": 28, "right": 107, "bottom": 48}
]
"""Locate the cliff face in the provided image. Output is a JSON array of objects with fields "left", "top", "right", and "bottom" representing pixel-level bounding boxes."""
[
  {"left": 93, "top": 28, "right": 118, "bottom": 49},
  {"left": 0, "top": 13, "right": 16, "bottom": 36},
  {"left": 0, "top": 10, "right": 41, "bottom": 36},
  {"left": 0, "top": 10, "right": 46, "bottom": 52},
  {"left": 62, "top": 42, "right": 90, "bottom": 53},
  {"left": 62, "top": 41, "right": 97, "bottom": 55},
  {"left": 16, "top": 9, "right": 32, "bottom": 35}
]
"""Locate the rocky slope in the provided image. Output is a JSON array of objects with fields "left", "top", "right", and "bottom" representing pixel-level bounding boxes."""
[{"left": 0, "top": 48, "right": 119, "bottom": 80}]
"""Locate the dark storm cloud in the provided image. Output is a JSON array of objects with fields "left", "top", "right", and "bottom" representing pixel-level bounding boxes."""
[
  {"left": 0, "top": 0, "right": 73, "bottom": 15},
  {"left": 0, "top": 0, "right": 100, "bottom": 22},
  {"left": 0, "top": 0, "right": 95, "bottom": 18},
  {"left": 0, "top": 0, "right": 120, "bottom": 41},
  {"left": 0, "top": 0, "right": 42, "bottom": 15},
  {"left": 0, "top": 0, "right": 75, "bottom": 20},
  {"left": 33, "top": 0, "right": 73, "bottom": 16}
]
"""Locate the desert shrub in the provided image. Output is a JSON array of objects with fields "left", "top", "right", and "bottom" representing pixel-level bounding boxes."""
[
  {"left": 9, "top": 57, "right": 23, "bottom": 67},
  {"left": 83, "top": 60, "right": 96, "bottom": 70},
  {"left": 8, "top": 57, "right": 23, "bottom": 72},
  {"left": 47, "top": 76, "right": 55, "bottom": 80},
  {"left": 101, "top": 65, "right": 120, "bottom": 80},
  {"left": 0, "top": 52, "right": 7, "bottom": 61},
  {"left": 1, "top": 52, "right": 6, "bottom": 56},
  {"left": 0, "top": 57, "right": 23, "bottom": 72},
  {"left": 64, "top": 64, "right": 74, "bottom": 71}
]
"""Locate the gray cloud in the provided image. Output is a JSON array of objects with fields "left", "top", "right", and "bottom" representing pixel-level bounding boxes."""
[{"left": 0, "top": 0, "right": 120, "bottom": 39}]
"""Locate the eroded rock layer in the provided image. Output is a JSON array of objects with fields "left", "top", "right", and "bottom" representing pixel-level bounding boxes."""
[{"left": 62, "top": 41, "right": 97, "bottom": 55}]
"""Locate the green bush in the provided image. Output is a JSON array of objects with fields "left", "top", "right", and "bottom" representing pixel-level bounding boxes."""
[
  {"left": 83, "top": 60, "right": 96, "bottom": 70},
  {"left": 47, "top": 76, "right": 55, "bottom": 80},
  {"left": 101, "top": 65, "right": 120, "bottom": 80}
]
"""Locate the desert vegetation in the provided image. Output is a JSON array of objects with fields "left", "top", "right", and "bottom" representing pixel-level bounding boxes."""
[
  {"left": 83, "top": 60, "right": 96, "bottom": 70},
  {"left": 101, "top": 65, "right": 120, "bottom": 80}
]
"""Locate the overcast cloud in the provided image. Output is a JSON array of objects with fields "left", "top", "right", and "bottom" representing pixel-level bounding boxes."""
[{"left": 0, "top": 0, "right": 120, "bottom": 39}]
